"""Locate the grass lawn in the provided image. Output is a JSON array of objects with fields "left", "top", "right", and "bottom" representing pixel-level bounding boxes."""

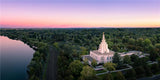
[{"left": 95, "top": 70, "right": 107, "bottom": 74}]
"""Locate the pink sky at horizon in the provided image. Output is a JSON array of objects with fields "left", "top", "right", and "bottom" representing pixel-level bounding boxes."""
[{"left": 1, "top": 0, "right": 160, "bottom": 28}]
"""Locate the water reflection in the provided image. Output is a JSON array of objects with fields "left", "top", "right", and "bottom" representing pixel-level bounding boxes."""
[{"left": 0, "top": 36, "right": 35, "bottom": 80}]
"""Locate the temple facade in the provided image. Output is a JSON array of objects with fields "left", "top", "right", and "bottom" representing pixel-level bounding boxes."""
[{"left": 83, "top": 32, "right": 114, "bottom": 64}]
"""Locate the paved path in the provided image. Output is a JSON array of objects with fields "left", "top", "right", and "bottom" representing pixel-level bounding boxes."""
[
  {"left": 138, "top": 74, "right": 160, "bottom": 80},
  {"left": 46, "top": 46, "right": 58, "bottom": 80},
  {"left": 96, "top": 64, "right": 133, "bottom": 76}
]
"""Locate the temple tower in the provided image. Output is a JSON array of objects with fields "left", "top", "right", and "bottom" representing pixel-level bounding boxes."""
[{"left": 98, "top": 32, "right": 109, "bottom": 53}]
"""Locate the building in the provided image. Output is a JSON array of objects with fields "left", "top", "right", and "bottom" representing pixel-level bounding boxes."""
[
  {"left": 83, "top": 32, "right": 115, "bottom": 64},
  {"left": 82, "top": 33, "right": 147, "bottom": 65}
]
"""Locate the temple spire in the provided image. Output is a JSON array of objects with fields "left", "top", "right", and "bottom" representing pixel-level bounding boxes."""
[
  {"left": 98, "top": 32, "right": 109, "bottom": 53},
  {"left": 102, "top": 32, "right": 105, "bottom": 42}
]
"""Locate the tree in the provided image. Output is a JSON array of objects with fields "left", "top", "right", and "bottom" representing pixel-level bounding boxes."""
[
  {"left": 123, "top": 55, "right": 131, "bottom": 64},
  {"left": 91, "top": 59, "right": 97, "bottom": 67},
  {"left": 135, "top": 66, "right": 145, "bottom": 78},
  {"left": 149, "top": 47, "right": 159, "bottom": 61},
  {"left": 114, "top": 71, "right": 126, "bottom": 80},
  {"left": 144, "top": 65, "right": 153, "bottom": 76},
  {"left": 130, "top": 54, "right": 139, "bottom": 63},
  {"left": 143, "top": 38, "right": 152, "bottom": 46},
  {"left": 137, "top": 38, "right": 143, "bottom": 46},
  {"left": 125, "top": 69, "right": 136, "bottom": 80},
  {"left": 151, "top": 63, "right": 160, "bottom": 74},
  {"left": 157, "top": 58, "right": 160, "bottom": 66},
  {"left": 133, "top": 57, "right": 149, "bottom": 67},
  {"left": 104, "top": 62, "right": 117, "bottom": 71},
  {"left": 105, "top": 73, "right": 113, "bottom": 80},
  {"left": 83, "top": 58, "right": 88, "bottom": 66},
  {"left": 64, "top": 75, "right": 74, "bottom": 80},
  {"left": 112, "top": 45, "right": 120, "bottom": 51},
  {"left": 128, "top": 38, "right": 135, "bottom": 45},
  {"left": 155, "top": 43, "right": 160, "bottom": 53},
  {"left": 81, "top": 47, "right": 88, "bottom": 55},
  {"left": 113, "top": 53, "right": 121, "bottom": 66},
  {"left": 69, "top": 60, "right": 83, "bottom": 77},
  {"left": 79, "top": 66, "right": 97, "bottom": 80},
  {"left": 53, "top": 42, "right": 59, "bottom": 49},
  {"left": 139, "top": 57, "right": 149, "bottom": 66}
]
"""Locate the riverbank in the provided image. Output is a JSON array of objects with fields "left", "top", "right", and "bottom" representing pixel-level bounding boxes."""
[{"left": 1, "top": 35, "right": 38, "bottom": 50}]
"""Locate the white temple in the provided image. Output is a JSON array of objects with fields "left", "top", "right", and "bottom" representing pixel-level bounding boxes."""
[
  {"left": 83, "top": 32, "right": 114, "bottom": 64},
  {"left": 82, "top": 33, "right": 145, "bottom": 65}
]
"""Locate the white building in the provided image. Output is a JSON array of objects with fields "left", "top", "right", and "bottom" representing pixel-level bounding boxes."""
[
  {"left": 83, "top": 32, "right": 114, "bottom": 64},
  {"left": 82, "top": 33, "right": 147, "bottom": 65}
]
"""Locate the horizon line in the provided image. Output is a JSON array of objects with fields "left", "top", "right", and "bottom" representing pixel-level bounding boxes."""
[{"left": 1, "top": 27, "right": 160, "bottom": 29}]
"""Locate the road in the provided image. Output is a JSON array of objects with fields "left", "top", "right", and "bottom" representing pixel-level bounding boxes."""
[
  {"left": 138, "top": 74, "right": 160, "bottom": 80},
  {"left": 96, "top": 64, "right": 133, "bottom": 76},
  {"left": 46, "top": 46, "right": 58, "bottom": 80}
]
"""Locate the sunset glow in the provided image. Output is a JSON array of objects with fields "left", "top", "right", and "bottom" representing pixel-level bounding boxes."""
[{"left": 1, "top": 0, "right": 160, "bottom": 28}]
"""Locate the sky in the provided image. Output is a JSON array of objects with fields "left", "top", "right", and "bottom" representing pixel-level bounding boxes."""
[{"left": 1, "top": 0, "right": 160, "bottom": 28}]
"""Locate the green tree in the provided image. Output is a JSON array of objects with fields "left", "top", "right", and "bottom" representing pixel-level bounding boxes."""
[
  {"left": 149, "top": 48, "right": 159, "bottom": 61},
  {"left": 143, "top": 38, "right": 152, "bottom": 46},
  {"left": 105, "top": 73, "right": 113, "bottom": 80},
  {"left": 130, "top": 54, "right": 139, "bottom": 63},
  {"left": 123, "top": 55, "right": 131, "bottom": 64},
  {"left": 135, "top": 66, "right": 145, "bottom": 78},
  {"left": 104, "top": 62, "right": 117, "bottom": 71},
  {"left": 144, "top": 65, "right": 153, "bottom": 76},
  {"left": 151, "top": 63, "right": 160, "bottom": 74},
  {"left": 125, "top": 69, "right": 136, "bottom": 80},
  {"left": 64, "top": 75, "right": 74, "bottom": 80},
  {"left": 69, "top": 60, "right": 83, "bottom": 77},
  {"left": 114, "top": 71, "right": 126, "bottom": 80},
  {"left": 155, "top": 43, "right": 160, "bottom": 53},
  {"left": 137, "top": 38, "right": 143, "bottom": 46},
  {"left": 112, "top": 45, "right": 120, "bottom": 51},
  {"left": 81, "top": 47, "right": 88, "bottom": 55},
  {"left": 91, "top": 59, "right": 97, "bottom": 67},
  {"left": 79, "top": 66, "right": 97, "bottom": 80},
  {"left": 133, "top": 57, "right": 149, "bottom": 67},
  {"left": 53, "top": 42, "right": 59, "bottom": 49},
  {"left": 83, "top": 58, "right": 88, "bottom": 66},
  {"left": 128, "top": 38, "right": 135, "bottom": 45},
  {"left": 113, "top": 53, "right": 121, "bottom": 65},
  {"left": 157, "top": 58, "right": 160, "bottom": 66}
]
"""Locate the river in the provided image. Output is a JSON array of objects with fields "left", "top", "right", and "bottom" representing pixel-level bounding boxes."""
[{"left": 0, "top": 36, "right": 35, "bottom": 80}]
